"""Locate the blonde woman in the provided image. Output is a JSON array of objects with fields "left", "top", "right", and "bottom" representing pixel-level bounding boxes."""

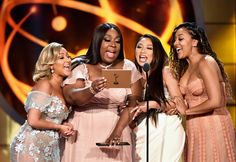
[{"left": 10, "top": 42, "right": 74, "bottom": 162}]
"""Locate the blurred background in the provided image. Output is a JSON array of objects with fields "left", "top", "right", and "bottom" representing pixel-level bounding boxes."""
[{"left": 0, "top": 0, "right": 235, "bottom": 161}]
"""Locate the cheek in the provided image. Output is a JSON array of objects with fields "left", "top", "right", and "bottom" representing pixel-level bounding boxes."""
[
  {"left": 116, "top": 44, "right": 121, "bottom": 53},
  {"left": 146, "top": 53, "right": 153, "bottom": 64}
]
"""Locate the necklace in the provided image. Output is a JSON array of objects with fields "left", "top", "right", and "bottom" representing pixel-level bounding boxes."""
[{"left": 98, "top": 63, "right": 113, "bottom": 69}]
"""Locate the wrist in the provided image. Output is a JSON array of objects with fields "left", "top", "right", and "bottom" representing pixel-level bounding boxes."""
[
  {"left": 89, "top": 86, "right": 97, "bottom": 95},
  {"left": 55, "top": 124, "right": 61, "bottom": 131}
]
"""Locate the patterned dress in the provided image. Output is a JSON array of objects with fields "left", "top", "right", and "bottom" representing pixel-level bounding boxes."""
[
  {"left": 10, "top": 91, "right": 70, "bottom": 162},
  {"left": 180, "top": 78, "right": 236, "bottom": 162}
]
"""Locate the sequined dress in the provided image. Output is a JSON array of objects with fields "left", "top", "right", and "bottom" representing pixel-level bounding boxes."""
[{"left": 10, "top": 91, "right": 70, "bottom": 162}]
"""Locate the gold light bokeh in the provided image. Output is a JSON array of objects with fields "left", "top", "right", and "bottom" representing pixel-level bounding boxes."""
[
  {"left": 0, "top": 0, "right": 183, "bottom": 104},
  {"left": 51, "top": 16, "right": 67, "bottom": 31},
  {"left": 0, "top": 1, "right": 235, "bottom": 161}
]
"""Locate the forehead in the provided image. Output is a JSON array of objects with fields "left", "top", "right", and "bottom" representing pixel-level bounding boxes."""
[
  {"left": 59, "top": 47, "right": 67, "bottom": 55},
  {"left": 175, "top": 28, "right": 191, "bottom": 36},
  {"left": 138, "top": 37, "right": 152, "bottom": 45},
  {"left": 105, "top": 28, "right": 119, "bottom": 37}
]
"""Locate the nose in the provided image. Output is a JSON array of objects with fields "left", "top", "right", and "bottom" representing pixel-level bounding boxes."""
[
  {"left": 66, "top": 56, "right": 71, "bottom": 62},
  {"left": 173, "top": 39, "right": 178, "bottom": 47},
  {"left": 110, "top": 40, "right": 116, "bottom": 47},
  {"left": 140, "top": 47, "right": 146, "bottom": 53}
]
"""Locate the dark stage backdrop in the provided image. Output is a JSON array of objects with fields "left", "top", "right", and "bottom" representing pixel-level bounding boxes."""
[{"left": 0, "top": 0, "right": 202, "bottom": 124}]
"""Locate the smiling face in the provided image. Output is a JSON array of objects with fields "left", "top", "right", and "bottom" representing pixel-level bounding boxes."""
[
  {"left": 99, "top": 28, "right": 121, "bottom": 65},
  {"left": 135, "top": 37, "right": 153, "bottom": 67},
  {"left": 52, "top": 47, "right": 72, "bottom": 78},
  {"left": 173, "top": 28, "right": 198, "bottom": 59}
]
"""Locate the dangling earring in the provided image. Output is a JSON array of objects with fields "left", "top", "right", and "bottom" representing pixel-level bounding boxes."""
[{"left": 51, "top": 67, "right": 54, "bottom": 74}]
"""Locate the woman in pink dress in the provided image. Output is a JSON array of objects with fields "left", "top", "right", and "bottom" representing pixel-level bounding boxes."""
[
  {"left": 169, "top": 22, "right": 236, "bottom": 162},
  {"left": 60, "top": 23, "right": 142, "bottom": 162}
]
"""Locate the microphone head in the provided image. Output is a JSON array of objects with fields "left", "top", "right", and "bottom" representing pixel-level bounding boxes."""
[{"left": 143, "top": 63, "right": 150, "bottom": 72}]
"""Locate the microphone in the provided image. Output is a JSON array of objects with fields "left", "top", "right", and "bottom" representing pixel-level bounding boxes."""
[
  {"left": 143, "top": 63, "right": 150, "bottom": 72},
  {"left": 142, "top": 62, "right": 150, "bottom": 162}
]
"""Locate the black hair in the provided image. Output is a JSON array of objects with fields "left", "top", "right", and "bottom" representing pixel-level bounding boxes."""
[
  {"left": 85, "top": 23, "right": 124, "bottom": 64},
  {"left": 134, "top": 34, "right": 169, "bottom": 126}
]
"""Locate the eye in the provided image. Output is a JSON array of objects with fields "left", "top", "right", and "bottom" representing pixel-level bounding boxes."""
[
  {"left": 136, "top": 45, "right": 142, "bottom": 49},
  {"left": 147, "top": 47, "right": 153, "bottom": 50},
  {"left": 115, "top": 39, "right": 121, "bottom": 44},
  {"left": 103, "top": 37, "right": 111, "bottom": 42},
  {"left": 67, "top": 55, "right": 72, "bottom": 59}
]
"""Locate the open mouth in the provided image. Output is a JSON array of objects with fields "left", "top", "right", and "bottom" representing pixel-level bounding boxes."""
[
  {"left": 176, "top": 48, "right": 181, "bottom": 53},
  {"left": 106, "top": 50, "right": 116, "bottom": 58},
  {"left": 139, "top": 55, "right": 147, "bottom": 63},
  {"left": 64, "top": 64, "right": 71, "bottom": 71}
]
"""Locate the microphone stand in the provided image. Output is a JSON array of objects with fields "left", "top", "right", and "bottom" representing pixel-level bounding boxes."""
[{"left": 145, "top": 72, "right": 149, "bottom": 162}]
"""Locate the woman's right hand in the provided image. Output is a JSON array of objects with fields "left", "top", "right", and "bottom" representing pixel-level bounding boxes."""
[
  {"left": 58, "top": 123, "right": 74, "bottom": 137},
  {"left": 91, "top": 77, "right": 107, "bottom": 93}
]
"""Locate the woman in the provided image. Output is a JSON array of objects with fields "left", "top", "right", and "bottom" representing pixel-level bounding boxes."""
[
  {"left": 107, "top": 34, "right": 185, "bottom": 162},
  {"left": 61, "top": 23, "right": 142, "bottom": 162},
  {"left": 10, "top": 42, "right": 73, "bottom": 162},
  {"left": 169, "top": 22, "right": 236, "bottom": 162}
]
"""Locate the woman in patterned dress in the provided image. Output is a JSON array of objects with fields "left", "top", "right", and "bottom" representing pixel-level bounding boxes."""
[{"left": 10, "top": 42, "right": 74, "bottom": 162}]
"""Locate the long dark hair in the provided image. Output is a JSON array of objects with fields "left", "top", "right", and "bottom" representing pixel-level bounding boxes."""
[
  {"left": 85, "top": 23, "right": 124, "bottom": 64},
  {"left": 135, "top": 34, "right": 169, "bottom": 125},
  {"left": 169, "top": 22, "right": 232, "bottom": 98}
]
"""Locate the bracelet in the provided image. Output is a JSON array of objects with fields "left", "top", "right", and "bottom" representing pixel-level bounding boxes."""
[{"left": 89, "top": 86, "right": 97, "bottom": 95}]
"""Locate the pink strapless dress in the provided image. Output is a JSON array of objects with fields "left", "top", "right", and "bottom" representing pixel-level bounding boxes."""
[{"left": 180, "top": 78, "right": 236, "bottom": 162}]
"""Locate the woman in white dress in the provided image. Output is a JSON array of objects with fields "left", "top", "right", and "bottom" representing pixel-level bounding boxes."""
[{"left": 107, "top": 34, "right": 185, "bottom": 162}]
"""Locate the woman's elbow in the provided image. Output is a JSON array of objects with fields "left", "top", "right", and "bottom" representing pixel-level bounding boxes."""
[
  {"left": 209, "top": 97, "right": 223, "bottom": 108},
  {"left": 27, "top": 117, "right": 39, "bottom": 128}
]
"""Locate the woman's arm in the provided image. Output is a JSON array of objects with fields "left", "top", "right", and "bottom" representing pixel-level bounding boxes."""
[
  {"left": 27, "top": 109, "right": 73, "bottom": 135},
  {"left": 184, "top": 56, "right": 224, "bottom": 115},
  {"left": 163, "top": 66, "right": 187, "bottom": 115},
  {"left": 63, "top": 77, "right": 107, "bottom": 106},
  {"left": 106, "top": 79, "right": 142, "bottom": 144}
]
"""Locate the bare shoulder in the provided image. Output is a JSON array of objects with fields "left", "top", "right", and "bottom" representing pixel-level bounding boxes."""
[
  {"left": 199, "top": 55, "right": 218, "bottom": 68},
  {"left": 32, "top": 79, "right": 53, "bottom": 95},
  {"left": 162, "top": 66, "right": 175, "bottom": 79},
  {"left": 199, "top": 55, "right": 221, "bottom": 77},
  {"left": 162, "top": 65, "right": 170, "bottom": 74}
]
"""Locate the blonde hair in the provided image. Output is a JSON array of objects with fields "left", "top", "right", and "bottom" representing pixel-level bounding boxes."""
[{"left": 33, "top": 42, "right": 63, "bottom": 82}]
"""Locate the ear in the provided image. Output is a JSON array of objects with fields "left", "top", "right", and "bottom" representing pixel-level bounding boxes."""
[{"left": 192, "top": 39, "right": 198, "bottom": 47}]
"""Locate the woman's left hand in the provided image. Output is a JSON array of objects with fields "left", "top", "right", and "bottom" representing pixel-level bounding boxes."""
[
  {"left": 130, "top": 101, "right": 146, "bottom": 119},
  {"left": 105, "top": 134, "right": 121, "bottom": 146}
]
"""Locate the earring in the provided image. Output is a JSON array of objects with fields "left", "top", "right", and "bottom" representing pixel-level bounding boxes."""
[{"left": 51, "top": 68, "right": 54, "bottom": 74}]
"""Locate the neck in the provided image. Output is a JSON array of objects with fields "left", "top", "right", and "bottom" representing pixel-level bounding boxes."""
[
  {"left": 98, "top": 62, "right": 113, "bottom": 69},
  {"left": 187, "top": 52, "right": 203, "bottom": 66},
  {"left": 50, "top": 75, "right": 63, "bottom": 88}
]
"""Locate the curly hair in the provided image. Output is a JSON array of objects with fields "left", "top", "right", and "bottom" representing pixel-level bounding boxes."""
[
  {"left": 169, "top": 22, "right": 232, "bottom": 98},
  {"left": 33, "top": 42, "right": 63, "bottom": 82}
]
